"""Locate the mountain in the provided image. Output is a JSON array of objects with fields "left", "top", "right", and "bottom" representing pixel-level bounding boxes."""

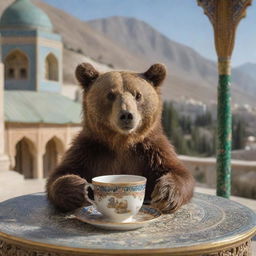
[
  {"left": 88, "top": 16, "right": 256, "bottom": 106},
  {"left": 235, "top": 63, "right": 256, "bottom": 81},
  {"left": 233, "top": 63, "right": 256, "bottom": 96},
  {"left": 88, "top": 16, "right": 217, "bottom": 84},
  {"left": 232, "top": 66, "right": 256, "bottom": 96},
  {"left": 0, "top": 1, "right": 256, "bottom": 106}
]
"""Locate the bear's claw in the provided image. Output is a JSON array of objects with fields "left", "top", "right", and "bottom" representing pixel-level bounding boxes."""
[{"left": 151, "top": 173, "right": 182, "bottom": 214}]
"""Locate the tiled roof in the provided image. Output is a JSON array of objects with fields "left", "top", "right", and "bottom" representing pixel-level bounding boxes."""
[
  {"left": 4, "top": 91, "right": 82, "bottom": 124},
  {"left": 0, "top": 0, "right": 53, "bottom": 32}
]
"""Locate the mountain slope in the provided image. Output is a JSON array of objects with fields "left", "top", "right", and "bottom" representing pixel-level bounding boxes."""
[
  {"left": 233, "top": 63, "right": 256, "bottom": 96},
  {"left": 88, "top": 16, "right": 256, "bottom": 106},
  {"left": 88, "top": 16, "right": 218, "bottom": 85},
  {"left": 235, "top": 63, "right": 256, "bottom": 81},
  {"left": 232, "top": 67, "right": 256, "bottom": 96}
]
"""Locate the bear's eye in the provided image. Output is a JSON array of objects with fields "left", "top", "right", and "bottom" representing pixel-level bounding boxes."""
[
  {"left": 107, "top": 92, "right": 116, "bottom": 101},
  {"left": 135, "top": 92, "right": 142, "bottom": 101}
]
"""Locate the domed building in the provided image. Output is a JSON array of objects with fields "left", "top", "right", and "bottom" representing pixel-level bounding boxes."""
[
  {"left": 0, "top": 0, "right": 61, "bottom": 91},
  {"left": 0, "top": 0, "right": 53, "bottom": 31},
  {"left": 0, "top": 0, "right": 82, "bottom": 179}
]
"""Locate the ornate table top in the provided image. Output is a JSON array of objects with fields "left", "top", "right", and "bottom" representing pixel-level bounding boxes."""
[{"left": 0, "top": 193, "right": 255, "bottom": 255}]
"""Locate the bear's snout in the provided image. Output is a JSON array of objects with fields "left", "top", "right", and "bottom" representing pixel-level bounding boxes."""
[
  {"left": 118, "top": 110, "right": 136, "bottom": 131},
  {"left": 109, "top": 92, "right": 141, "bottom": 134},
  {"left": 119, "top": 110, "right": 133, "bottom": 123}
]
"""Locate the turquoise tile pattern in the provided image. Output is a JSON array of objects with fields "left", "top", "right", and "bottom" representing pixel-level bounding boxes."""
[{"left": 0, "top": 0, "right": 53, "bottom": 31}]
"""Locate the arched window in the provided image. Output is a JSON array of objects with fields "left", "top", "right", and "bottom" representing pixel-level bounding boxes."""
[
  {"left": 15, "top": 138, "right": 34, "bottom": 178},
  {"left": 4, "top": 50, "right": 29, "bottom": 80},
  {"left": 45, "top": 53, "right": 58, "bottom": 81},
  {"left": 43, "top": 137, "right": 64, "bottom": 178}
]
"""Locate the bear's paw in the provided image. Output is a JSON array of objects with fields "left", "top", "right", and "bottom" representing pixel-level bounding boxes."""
[
  {"left": 49, "top": 174, "right": 87, "bottom": 212},
  {"left": 151, "top": 173, "right": 184, "bottom": 214}
]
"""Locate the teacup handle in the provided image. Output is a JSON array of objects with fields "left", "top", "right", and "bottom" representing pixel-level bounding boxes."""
[{"left": 84, "top": 184, "right": 96, "bottom": 207}]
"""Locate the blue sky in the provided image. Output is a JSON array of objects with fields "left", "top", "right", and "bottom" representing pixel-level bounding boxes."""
[{"left": 42, "top": 0, "right": 256, "bottom": 67}]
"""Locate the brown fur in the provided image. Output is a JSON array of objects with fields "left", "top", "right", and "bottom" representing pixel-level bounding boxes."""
[
  {"left": 75, "top": 63, "right": 99, "bottom": 90},
  {"left": 46, "top": 63, "right": 195, "bottom": 213},
  {"left": 143, "top": 63, "right": 167, "bottom": 87}
]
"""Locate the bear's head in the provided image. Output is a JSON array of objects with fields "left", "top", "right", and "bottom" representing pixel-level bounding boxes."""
[{"left": 76, "top": 63, "right": 166, "bottom": 148}]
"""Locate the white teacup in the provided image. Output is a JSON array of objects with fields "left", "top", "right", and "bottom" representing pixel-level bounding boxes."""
[{"left": 84, "top": 175, "right": 146, "bottom": 222}]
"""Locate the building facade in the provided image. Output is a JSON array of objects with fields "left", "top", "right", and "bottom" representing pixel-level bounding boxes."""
[
  {"left": 0, "top": 0, "right": 63, "bottom": 92},
  {"left": 0, "top": 39, "right": 10, "bottom": 171},
  {"left": 0, "top": 0, "right": 82, "bottom": 178}
]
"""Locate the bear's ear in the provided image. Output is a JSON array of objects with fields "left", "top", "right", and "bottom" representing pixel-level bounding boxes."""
[
  {"left": 143, "top": 63, "right": 167, "bottom": 87},
  {"left": 75, "top": 63, "right": 100, "bottom": 90}
]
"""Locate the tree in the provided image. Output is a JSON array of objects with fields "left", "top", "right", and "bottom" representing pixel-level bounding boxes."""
[
  {"left": 162, "top": 101, "right": 217, "bottom": 157},
  {"left": 179, "top": 116, "right": 192, "bottom": 134},
  {"left": 195, "top": 111, "right": 212, "bottom": 127},
  {"left": 162, "top": 102, "right": 189, "bottom": 155},
  {"left": 232, "top": 118, "right": 246, "bottom": 150}
]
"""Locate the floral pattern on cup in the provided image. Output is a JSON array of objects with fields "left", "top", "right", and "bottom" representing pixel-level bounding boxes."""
[
  {"left": 94, "top": 184, "right": 146, "bottom": 201},
  {"left": 107, "top": 197, "right": 131, "bottom": 214}
]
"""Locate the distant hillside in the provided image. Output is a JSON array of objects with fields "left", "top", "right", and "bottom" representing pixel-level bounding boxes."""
[
  {"left": 232, "top": 67, "right": 256, "bottom": 96},
  {"left": 235, "top": 63, "right": 256, "bottom": 81},
  {"left": 233, "top": 63, "right": 256, "bottom": 96},
  {"left": 88, "top": 16, "right": 217, "bottom": 83},
  {"left": 88, "top": 16, "right": 256, "bottom": 106},
  {"left": 0, "top": 1, "right": 256, "bottom": 106},
  {"left": 63, "top": 48, "right": 111, "bottom": 85}
]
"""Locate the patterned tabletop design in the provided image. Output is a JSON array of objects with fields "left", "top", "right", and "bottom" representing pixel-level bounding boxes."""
[{"left": 0, "top": 193, "right": 255, "bottom": 251}]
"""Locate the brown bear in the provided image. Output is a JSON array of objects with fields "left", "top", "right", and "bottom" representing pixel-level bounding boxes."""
[{"left": 46, "top": 63, "right": 195, "bottom": 213}]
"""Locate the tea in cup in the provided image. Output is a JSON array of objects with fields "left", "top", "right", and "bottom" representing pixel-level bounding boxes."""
[{"left": 84, "top": 175, "right": 146, "bottom": 222}]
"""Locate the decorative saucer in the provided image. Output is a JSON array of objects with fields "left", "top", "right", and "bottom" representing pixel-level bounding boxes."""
[{"left": 74, "top": 205, "right": 161, "bottom": 230}]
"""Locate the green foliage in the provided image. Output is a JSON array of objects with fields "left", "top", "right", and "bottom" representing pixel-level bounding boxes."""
[
  {"left": 162, "top": 102, "right": 189, "bottom": 155},
  {"left": 162, "top": 101, "right": 247, "bottom": 157},
  {"left": 195, "top": 111, "right": 212, "bottom": 126},
  {"left": 191, "top": 128, "right": 214, "bottom": 156},
  {"left": 232, "top": 116, "right": 246, "bottom": 150},
  {"left": 179, "top": 116, "right": 192, "bottom": 134},
  {"left": 162, "top": 102, "right": 246, "bottom": 156}
]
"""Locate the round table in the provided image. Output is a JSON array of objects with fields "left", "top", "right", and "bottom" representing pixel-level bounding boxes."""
[{"left": 0, "top": 193, "right": 255, "bottom": 256}]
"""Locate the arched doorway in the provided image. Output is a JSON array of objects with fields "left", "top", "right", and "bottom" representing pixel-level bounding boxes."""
[
  {"left": 45, "top": 53, "right": 58, "bottom": 81},
  {"left": 4, "top": 50, "right": 29, "bottom": 80},
  {"left": 15, "top": 138, "right": 34, "bottom": 178},
  {"left": 43, "top": 137, "right": 64, "bottom": 178}
]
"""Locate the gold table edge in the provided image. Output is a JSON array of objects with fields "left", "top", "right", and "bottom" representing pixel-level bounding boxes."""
[{"left": 0, "top": 226, "right": 255, "bottom": 255}]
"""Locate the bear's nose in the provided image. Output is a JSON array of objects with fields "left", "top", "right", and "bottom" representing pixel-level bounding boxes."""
[{"left": 119, "top": 111, "right": 133, "bottom": 123}]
